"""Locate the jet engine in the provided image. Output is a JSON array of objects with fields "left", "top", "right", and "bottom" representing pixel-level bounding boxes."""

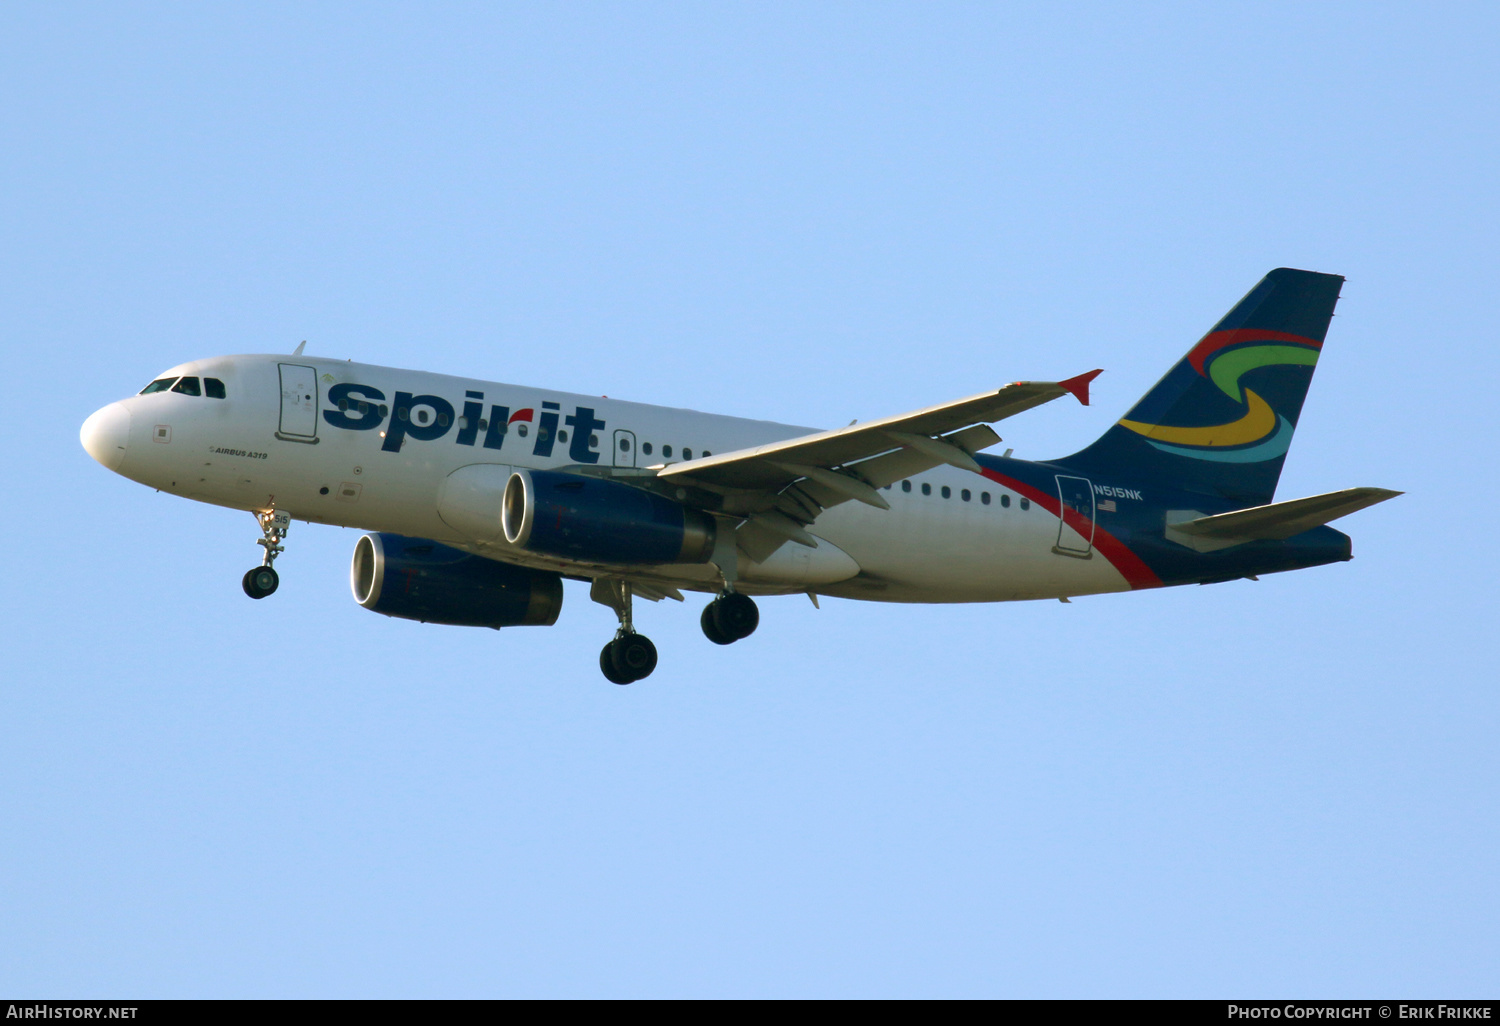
[
  {"left": 501, "top": 469, "right": 716, "bottom": 564},
  {"left": 351, "top": 533, "right": 563, "bottom": 628}
]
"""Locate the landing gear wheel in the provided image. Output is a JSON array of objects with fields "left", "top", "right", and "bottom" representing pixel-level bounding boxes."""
[
  {"left": 600, "top": 641, "right": 633, "bottom": 685},
  {"left": 701, "top": 603, "right": 735, "bottom": 645},
  {"left": 610, "top": 633, "right": 658, "bottom": 682},
  {"left": 711, "top": 592, "right": 759, "bottom": 641},
  {"left": 242, "top": 566, "right": 279, "bottom": 599}
]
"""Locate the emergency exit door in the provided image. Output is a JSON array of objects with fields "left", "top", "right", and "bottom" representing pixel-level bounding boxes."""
[{"left": 613, "top": 429, "right": 637, "bottom": 468}]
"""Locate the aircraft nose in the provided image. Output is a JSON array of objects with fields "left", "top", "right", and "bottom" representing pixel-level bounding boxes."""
[{"left": 80, "top": 401, "right": 132, "bottom": 471}]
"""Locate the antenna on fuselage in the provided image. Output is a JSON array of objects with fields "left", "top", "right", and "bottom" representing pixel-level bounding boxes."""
[{"left": 292, "top": 340, "right": 307, "bottom": 356}]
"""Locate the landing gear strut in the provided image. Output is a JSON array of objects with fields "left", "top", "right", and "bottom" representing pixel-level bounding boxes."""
[
  {"left": 591, "top": 579, "right": 658, "bottom": 684},
  {"left": 701, "top": 591, "right": 758, "bottom": 645},
  {"left": 242, "top": 509, "right": 291, "bottom": 600}
]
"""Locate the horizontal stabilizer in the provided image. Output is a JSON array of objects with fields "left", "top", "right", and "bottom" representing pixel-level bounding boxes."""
[{"left": 1170, "top": 487, "right": 1402, "bottom": 543}]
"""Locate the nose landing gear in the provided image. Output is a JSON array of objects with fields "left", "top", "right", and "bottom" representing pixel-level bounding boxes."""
[
  {"left": 242, "top": 509, "right": 291, "bottom": 600},
  {"left": 591, "top": 578, "right": 658, "bottom": 684},
  {"left": 701, "top": 591, "right": 759, "bottom": 645}
]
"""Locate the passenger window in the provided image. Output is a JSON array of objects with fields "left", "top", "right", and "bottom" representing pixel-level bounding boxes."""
[
  {"left": 591, "top": 434, "right": 599, "bottom": 447},
  {"left": 663, "top": 445, "right": 673, "bottom": 458},
  {"left": 961, "top": 489, "right": 971, "bottom": 502},
  {"left": 1001, "top": 494, "right": 1011, "bottom": 508},
  {"left": 204, "top": 378, "right": 226, "bottom": 399},
  {"left": 438, "top": 412, "right": 449, "bottom": 427},
  {"left": 619, "top": 438, "right": 631, "bottom": 452},
  {"left": 683, "top": 448, "right": 693, "bottom": 460},
  {"left": 921, "top": 483, "right": 931, "bottom": 496},
  {"left": 171, "top": 377, "right": 201, "bottom": 396},
  {"left": 642, "top": 442, "right": 653, "bottom": 455},
  {"left": 140, "top": 377, "right": 178, "bottom": 394},
  {"left": 517, "top": 423, "right": 528, "bottom": 437},
  {"left": 981, "top": 492, "right": 991, "bottom": 505},
  {"left": 901, "top": 480, "right": 911, "bottom": 493},
  {"left": 941, "top": 485, "right": 951, "bottom": 499},
  {"left": 702, "top": 451, "right": 711, "bottom": 457},
  {"left": 1020, "top": 498, "right": 1030, "bottom": 511},
  {"left": 416, "top": 409, "right": 430, "bottom": 425}
]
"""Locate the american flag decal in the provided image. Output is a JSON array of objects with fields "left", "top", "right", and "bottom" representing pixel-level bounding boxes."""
[{"left": 1097, "top": 499, "right": 1117, "bottom": 513}]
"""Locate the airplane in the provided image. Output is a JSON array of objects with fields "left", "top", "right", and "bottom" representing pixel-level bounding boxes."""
[{"left": 79, "top": 268, "right": 1398, "bottom": 684}]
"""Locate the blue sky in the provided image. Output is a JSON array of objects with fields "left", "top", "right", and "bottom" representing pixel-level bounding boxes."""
[{"left": 3, "top": 2, "right": 1497, "bottom": 997}]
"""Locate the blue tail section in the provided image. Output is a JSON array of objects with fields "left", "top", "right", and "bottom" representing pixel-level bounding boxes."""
[{"left": 1057, "top": 268, "right": 1344, "bottom": 507}]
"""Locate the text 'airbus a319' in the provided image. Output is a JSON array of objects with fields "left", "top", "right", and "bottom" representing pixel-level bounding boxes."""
[{"left": 81, "top": 268, "right": 1398, "bottom": 683}]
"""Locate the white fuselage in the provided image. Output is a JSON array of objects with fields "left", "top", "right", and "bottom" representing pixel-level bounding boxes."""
[{"left": 83, "top": 354, "right": 1132, "bottom": 603}]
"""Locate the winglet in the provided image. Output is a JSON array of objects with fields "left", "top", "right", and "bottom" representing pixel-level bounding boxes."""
[
  {"left": 1058, "top": 369, "right": 1102, "bottom": 406},
  {"left": 293, "top": 340, "right": 307, "bottom": 356}
]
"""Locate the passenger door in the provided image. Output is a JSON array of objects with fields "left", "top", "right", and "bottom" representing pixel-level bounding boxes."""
[
  {"left": 277, "top": 363, "right": 319, "bottom": 443},
  {"left": 1053, "top": 475, "right": 1095, "bottom": 557}
]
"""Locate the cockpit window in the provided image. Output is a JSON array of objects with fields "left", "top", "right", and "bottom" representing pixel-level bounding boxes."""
[
  {"left": 204, "top": 378, "right": 226, "bottom": 399},
  {"left": 171, "top": 376, "right": 201, "bottom": 396},
  {"left": 139, "top": 377, "right": 178, "bottom": 394}
]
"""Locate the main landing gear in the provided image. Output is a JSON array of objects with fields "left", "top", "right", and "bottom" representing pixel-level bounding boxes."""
[
  {"left": 701, "top": 591, "right": 758, "bottom": 646},
  {"left": 591, "top": 579, "right": 658, "bottom": 685},
  {"left": 586, "top": 575, "right": 758, "bottom": 683},
  {"left": 242, "top": 509, "right": 291, "bottom": 600}
]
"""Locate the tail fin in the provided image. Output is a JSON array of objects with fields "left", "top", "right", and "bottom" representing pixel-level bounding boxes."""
[{"left": 1059, "top": 268, "right": 1344, "bottom": 507}]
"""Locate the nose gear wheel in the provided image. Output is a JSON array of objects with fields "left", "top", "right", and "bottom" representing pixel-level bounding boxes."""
[{"left": 242, "top": 566, "right": 279, "bottom": 599}]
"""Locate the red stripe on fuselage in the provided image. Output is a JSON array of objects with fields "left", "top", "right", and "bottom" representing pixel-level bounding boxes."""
[
  {"left": 978, "top": 467, "right": 1162, "bottom": 590},
  {"left": 1187, "top": 329, "right": 1322, "bottom": 376}
]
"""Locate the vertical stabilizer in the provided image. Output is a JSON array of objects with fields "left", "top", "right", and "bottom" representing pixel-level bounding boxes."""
[{"left": 1058, "top": 268, "right": 1344, "bottom": 506}]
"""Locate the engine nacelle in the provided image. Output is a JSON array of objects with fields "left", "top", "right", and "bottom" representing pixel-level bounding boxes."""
[
  {"left": 350, "top": 533, "right": 563, "bottom": 628},
  {"left": 501, "top": 469, "right": 716, "bottom": 564}
]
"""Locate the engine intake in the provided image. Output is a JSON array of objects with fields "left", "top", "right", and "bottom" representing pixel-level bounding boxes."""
[
  {"left": 501, "top": 469, "right": 716, "bottom": 564},
  {"left": 351, "top": 533, "right": 563, "bottom": 628}
]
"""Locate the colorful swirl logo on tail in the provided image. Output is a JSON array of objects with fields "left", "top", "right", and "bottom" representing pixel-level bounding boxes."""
[{"left": 1118, "top": 329, "right": 1321, "bottom": 463}]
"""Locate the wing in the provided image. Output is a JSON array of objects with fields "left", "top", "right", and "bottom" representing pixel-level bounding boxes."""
[{"left": 656, "top": 371, "right": 1101, "bottom": 561}]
